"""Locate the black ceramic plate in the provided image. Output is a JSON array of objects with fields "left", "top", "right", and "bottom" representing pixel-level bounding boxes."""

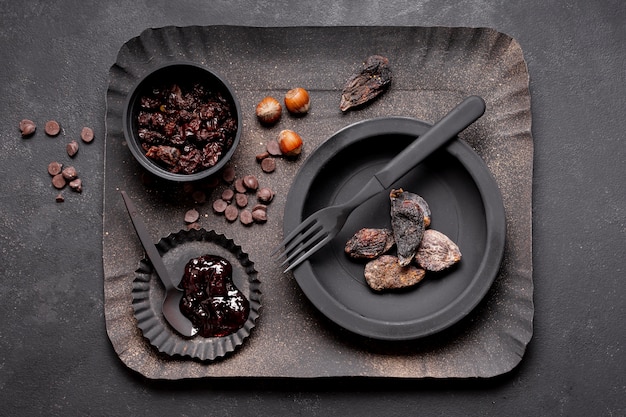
[
  {"left": 283, "top": 117, "right": 506, "bottom": 341},
  {"left": 131, "top": 228, "right": 261, "bottom": 361}
]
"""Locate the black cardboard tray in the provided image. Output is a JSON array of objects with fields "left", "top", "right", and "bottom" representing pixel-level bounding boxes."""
[{"left": 103, "top": 26, "right": 534, "bottom": 379}]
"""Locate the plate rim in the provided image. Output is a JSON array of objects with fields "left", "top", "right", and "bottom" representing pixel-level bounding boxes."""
[{"left": 283, "top": 116, "right": 506, "bottom": 340}]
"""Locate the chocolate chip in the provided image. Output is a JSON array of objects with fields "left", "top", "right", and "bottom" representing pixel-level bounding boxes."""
[
  {"left": 235, "top": 193, "right": 248, "bottom": 208},
  {"left": 256, "top": 151, "right": 270, "bottom": 161},
  {"left": 256, "top": 187, "right": 274, "bottom": 203},
  {"left": 239, "top": 209, "right": 253, "bottom": 225},
  {"left": 252, "top": 209, "right": 267, "bottom": 223},
  {"left": 55, "top": 193, "right": 64, "bottom": 203},
  {"left": 221, "top": 165, "right": 236, "bottom": 183},
  {"left": 66, "top": 140, "right": 79, "bottom": 157},
  {"left": 242, "top": 175, "right": 258, "bottom": 191},
  {"left": 19, "top": 119, "right": 36, "bottom": 137},
  {"left": 221, "top": 188, "right": 234, "bottom": 202},
  {"left": 187, "top": 222, "right": 201, "bottom": 230},
  {"left": 224, "top": 204, "right": 239, "bottom": 222},
  {"left": 252, "top": 203, "right": 267, "bottom": 212},
  {"left": 69, "top": 178, "right": 82, "bottom": 193},
  {"left": 234, "top": 178, "right": 247, "bottom": 193},
  {"left": 212, "top": 198, "right": 228, "bottom": 213},
  {"left": 260, "top": 157, "right": 276, "bottom": 173},
  {"left": 52, "top": 174, "right": 66, "bottom": 189},
  {"left": 182, "top": 183, "right": 195, "bottom": 194},
  {"left": 184, "top": 208, "right": 200, "bottom": 223},
  {"left": 45, "top": 120, "right": 61, "bottom": 136},
  {"left": 61, "top": 166, "right": 77, "bottom": 181},
  {"left": 48, "top": 161, "right": 63, "bottom": 176},
  {"left": 202, "top": 176, "right": 220, "bottom": 189},
  {"left": 80, "top": 127, "right": 94, "bottom": 143},
  {"left": 266, "top": 139, "right": 282, "bottom": 156},
  {"left": 191, "top": 190, "right": 206, "bottom": 204}
]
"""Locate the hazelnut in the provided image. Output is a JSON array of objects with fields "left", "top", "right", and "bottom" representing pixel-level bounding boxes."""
[
  {"left": 255, "top": 96, "right": 282, "bottom": 125},
  {"left": 284, "top": 87, "right": 310, "bottom": 114},
  {"left": 277, "top": 130, "right": 303, "bottom": 157}
]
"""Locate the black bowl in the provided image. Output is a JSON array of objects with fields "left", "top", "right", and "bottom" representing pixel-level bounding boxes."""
[{"left": 123, "top": 62, "right": 241, "bottom": 182}]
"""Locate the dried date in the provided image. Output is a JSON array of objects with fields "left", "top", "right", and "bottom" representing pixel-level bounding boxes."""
[
  {"left": 340, "top": 55, "right": 392, "bottom": 112},
  {"left": 390, "top": 189, "right": 425, "bottom": 266},
  {"left": 415, "top": 229, "right": 462, "bottom": 272},
  {"left": 364, "top": 255, "right": 425, "bottom": 291},
  {"left": 345, "top": 228, "right": 395, "bottom": 260}
]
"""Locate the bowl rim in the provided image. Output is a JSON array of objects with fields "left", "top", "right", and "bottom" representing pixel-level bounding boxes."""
[{"left": 122, "top": 61, "right": 241, "bottom": 182}]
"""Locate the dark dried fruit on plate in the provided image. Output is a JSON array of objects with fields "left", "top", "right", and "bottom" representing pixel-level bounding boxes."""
[
  {"left": 415, "top": 229, "right": 462, "bottom": 272},
  {"left": 413, "top": 194, "right": 431, "bottom": 228},
  {"left": 390, "top": 189, "right": 425, "bottom": 266},
  {"left": 364, "top": 255, "right": 426, "bottom": 291},
  {"left": 340, "top": 55, "right": 392, "bottom": 112},
  {"left": 345, "top": 228, "right": 395, "bottom": 259}
]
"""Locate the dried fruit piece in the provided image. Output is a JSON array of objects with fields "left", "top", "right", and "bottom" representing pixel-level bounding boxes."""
[
  {"left": 340, "top": 55, "right": 392, "bottom": 112},
  {"left": 345, "top": 228, "right": 394, "bottom": 259},
  {"left": 364, "top": 255, "right": 425, "bottom": 291},
  {"left": 415, "top": 229, "right": 462, "bottom": 272},
  {"left": 413, "top": 194, "right": 432, "bottom": 228},
  {"left": 390, "top": 188, "right": 425, "bottom": 266}
]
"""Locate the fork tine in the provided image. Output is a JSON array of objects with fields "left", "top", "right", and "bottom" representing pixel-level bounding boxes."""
[
  {"left": 271, "top": 216, "right": 318, "bottom": 257},
  {"left": 277, "top": 222, "right": 323, "bottom": 261},
  {"left": 283, "top": 233, "right": 333, "bottom": 272},
  {"left": 279, "top": 227, "right": 328, "bottom": 267}
]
